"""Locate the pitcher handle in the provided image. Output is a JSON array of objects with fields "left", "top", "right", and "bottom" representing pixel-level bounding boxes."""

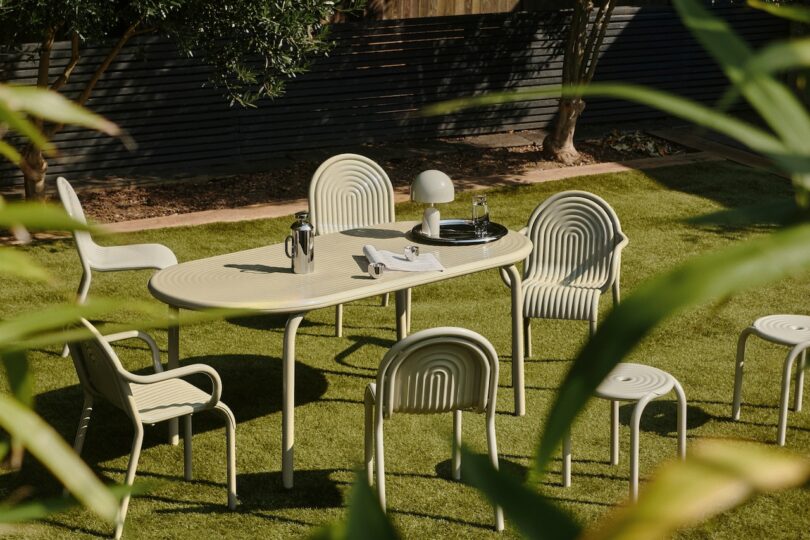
[{"left": 284, "top": 235, "right": 294, "bottom": 258}]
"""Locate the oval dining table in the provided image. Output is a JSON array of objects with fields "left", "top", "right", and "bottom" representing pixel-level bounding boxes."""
[{"left": 149, "top": 220, "right": 532, "bottom": 489}]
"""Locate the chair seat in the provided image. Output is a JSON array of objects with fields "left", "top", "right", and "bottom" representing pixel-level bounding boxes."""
[
  {"left": 752, "top": 315, "right": 810, "bottom": 346},
  {"left": 90, "top": 243, "right": 177, "bottom": 272},
  {"left": 131, "top": 379, "right": 212, "bottom": 424},
  {"left": 523, "top": 280, "right": 601, "bottom": 320},
  {"left": 596, "top": 363, "right": 675, "bottom": 401}
]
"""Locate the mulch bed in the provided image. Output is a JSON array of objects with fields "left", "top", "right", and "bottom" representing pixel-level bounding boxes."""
[{"left": 71, "top": 129, "right": 687, "bottom": 224}]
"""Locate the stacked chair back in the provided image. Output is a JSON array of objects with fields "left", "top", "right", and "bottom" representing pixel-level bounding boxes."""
[
  {"left": 377, "top": 329, "right": 496, "bottom": 416},
  {"left": 57, "top": 176, "right": 94, "bottom": 264},
  {"left": 309, "top": 153, "right": 395, "bottom": 235}
]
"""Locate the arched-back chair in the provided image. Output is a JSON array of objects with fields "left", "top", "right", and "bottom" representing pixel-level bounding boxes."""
[
  {"left": 363, "top": 327, "right": 503, "bottom": 531},
  {"left": 517, "top": 190, "right": 628, "bottom": 354},
  {"left": 308, "top": 154, "right": 410, "bottom": 337},
  {"left": 57, "top": 177, "right": 178, "bottom": 355},
  {"left": 67, "top": 319, "right": 237, "bottom": 539}
]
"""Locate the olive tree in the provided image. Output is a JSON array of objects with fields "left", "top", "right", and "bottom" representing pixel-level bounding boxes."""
[
  {"left": 0, "top": 0, "right": 363, "bottom": 199},
  {"left": 543, "top": 0, "right": 615, "bottom": 164}
]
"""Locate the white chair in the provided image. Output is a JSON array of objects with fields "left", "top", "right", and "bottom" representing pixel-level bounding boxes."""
[
  {"left": 733, "top": 314, "right": 810, "bottom": 446},
  {"left": 507, "top": 190, "right": 628, "bottom": 356},
  {"left": 562, "top": 363, "right": 687, "bottom": 501},
  {"left": 57, "top": 177, "right": 178, "bottom": 355},
  {"left": 363, "top": 327, "right": 503, "bottom": 531},
  {"left": 309, "top": 154, "right": 411, "bottom": 337},
  {"left": 67, "top": 319, "right": 237, "bottom": 539}
]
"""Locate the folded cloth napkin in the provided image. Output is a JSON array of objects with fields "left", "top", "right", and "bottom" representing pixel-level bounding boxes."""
[{"left": 363, "top": 244, "right": 444, "bottom": 272}]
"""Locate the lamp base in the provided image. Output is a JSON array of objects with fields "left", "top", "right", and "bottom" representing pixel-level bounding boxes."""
[{"left": 421, "top": 207, "right": 441, "bottom": 237}]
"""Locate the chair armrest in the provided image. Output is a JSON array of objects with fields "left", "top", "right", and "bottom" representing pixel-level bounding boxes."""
[
  {"left": 121, "top": 364, "right": 223, "bottom": 407},
  {"left": 104, "top": 330, "right": 163, "bottom": 373}
]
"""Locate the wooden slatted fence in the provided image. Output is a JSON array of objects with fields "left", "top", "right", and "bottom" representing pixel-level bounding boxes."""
[{"left": 0, "top": 5, "right": 788, "bottom": 185}]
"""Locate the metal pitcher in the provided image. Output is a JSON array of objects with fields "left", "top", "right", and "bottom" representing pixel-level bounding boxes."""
[{"left": 284, "top": 211, "right": 315, "bottom": 274}]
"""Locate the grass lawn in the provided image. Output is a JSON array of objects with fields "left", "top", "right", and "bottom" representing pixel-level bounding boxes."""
[{"left": 2, "top": 160, "right": 809, "bottom": 539}]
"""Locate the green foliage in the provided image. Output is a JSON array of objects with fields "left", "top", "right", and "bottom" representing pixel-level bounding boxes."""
[{"left": 0, "top": 0, "right": 365, "bottom": 106}]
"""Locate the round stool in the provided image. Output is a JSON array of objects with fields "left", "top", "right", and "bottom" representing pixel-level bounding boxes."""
[
  {"left": 733, "top": 314, "right": 810, "bottom": 446},
  {"left": 562, "top": 362, "right": 687, "bottom": 501}
]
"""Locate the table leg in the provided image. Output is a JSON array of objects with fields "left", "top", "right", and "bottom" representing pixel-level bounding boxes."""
[
  {"left": 503, "top": 265, "right": 525, "bottom": 416},
  {"left": 395, "top": 290, "right": 408, "bottom": 341},
  {"left": 282, "top": 313, "right": 305, "bottom": 489},
  {"left": 168, "top": 305, "right": 180, "bottom": 445}
]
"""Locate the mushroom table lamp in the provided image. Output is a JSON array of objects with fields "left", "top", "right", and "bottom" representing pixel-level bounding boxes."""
[{"left": 411, "top": 170, "right": 455, "bottom": 237}]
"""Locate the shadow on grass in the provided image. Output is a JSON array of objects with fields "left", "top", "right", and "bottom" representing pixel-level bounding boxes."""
[
  {"left": 618, "top": 401, "right": 711, "bottom": 434},
  {"left": 21, "top": 354, "right": 327, "bottom": 471}
]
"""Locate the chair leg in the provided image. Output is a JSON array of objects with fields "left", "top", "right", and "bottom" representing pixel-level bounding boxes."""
[
  {"left": 335, "top": 304, "right": 343, "bottom": 338},
  {"left": 115, "top": 424, "right": 144, "bottom": 540},
  {"left": 629, "top": 395, "right": 653, "bottom": 502},
  {"left": 215, "top": 403, "right": 238, "bottom": 510},
  {"left": 778, "top": 345, "right": 804, "bottom": 446},
  {"left": 732, "top": 328, "right": 753, "bottom": 420},
  {"left": 183, "top": 415, "right": 193, "bottom": 481},
  {"left": 364, "top": 385, "right": 376, "bottom": 487},
  {"left": 62, "top": 270, "right": 92, "bottom": 357},
  {"left": 72, "top": 394, "right": 94, "bottom": 457},
  {"left": 589, "top": 318, "right": 597, "bottom": 337},
  {"left": 562, "top": 431, "right": 571, "bottom": 487},
  {"left": 380, "top": 293, "right": 389, "bottom": 307},
  {"left": 452, "top": 410, "right": 462, "bottom": 481},
  {"left": 406, "top": 288, "right": 412, "bottom": 334},
  {"left": 795, "top": 350, "right": 806, "bottom": 413},
  {"left": 374, "top": 414, "right": 387, "bottom": 510},
  {"left": 610, "top": 400, "right": 620, "bottom": 466},
  {"left": 64, "top": 394, "right": 93, "bottom": 497},
  {"left": 673, "top": 380, "right": 687, "bottom": 459},
  {"left": 524, "top": 318, "right": 532, "bottom": 359},
  {"left": 485, "top": 411, "right": 503, "bottom": 532}
]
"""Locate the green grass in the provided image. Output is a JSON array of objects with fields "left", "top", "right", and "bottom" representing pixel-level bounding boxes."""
[{"left": 2, "top": 160, "right": 809, "bottom": 538}]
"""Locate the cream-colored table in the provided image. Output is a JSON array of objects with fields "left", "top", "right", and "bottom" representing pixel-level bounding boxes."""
[{"left": 149, "top": 221, "right": 532, "bottom": 489}]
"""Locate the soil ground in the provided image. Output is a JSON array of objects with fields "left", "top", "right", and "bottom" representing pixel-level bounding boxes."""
[{"left": 55, "top": 128, "right": 690, "bottom": 224}]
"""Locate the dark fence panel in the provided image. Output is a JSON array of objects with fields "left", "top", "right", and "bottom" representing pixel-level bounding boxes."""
[{"left": 0, "top": 5, "right": 788, "bottom": 185}]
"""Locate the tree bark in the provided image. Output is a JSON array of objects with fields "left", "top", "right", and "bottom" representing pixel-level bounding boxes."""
[
  {"left": 21, "top": 145, "right": 48, "bottom": 200},
  {"left": 542, "top": 97, "right": 586, "bottom": 164}
]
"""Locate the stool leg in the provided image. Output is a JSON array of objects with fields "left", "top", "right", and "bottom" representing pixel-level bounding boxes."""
[
  {"left": 795, "top": 350, "right": 806, "bottom": 413},
  {"left": 778, "top": 345, "right": 805, "bottom": 446},
  {"left": 562, "top": 431, "right": 571, "bottom": 487},
  {"left": 630, "top": 395, "right": 653, "bottom": 502},
  {"left": 610, "top": 400, "right": 620, "bottom": 466},
  {"left": 732, "top": 328, "right": 753, "bottom": 421},
  {"left": 673, "top": 380, "right": 687, "bottom": 459}
]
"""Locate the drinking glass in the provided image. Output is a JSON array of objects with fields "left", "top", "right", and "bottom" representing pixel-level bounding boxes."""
[{"left": 472, "top": 194, "right": 490, "bottom": 237}]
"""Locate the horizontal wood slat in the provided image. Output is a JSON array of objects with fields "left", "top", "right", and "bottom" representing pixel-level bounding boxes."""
[{"left": 0, "top": 5, "right": 787, "bottom": 185}]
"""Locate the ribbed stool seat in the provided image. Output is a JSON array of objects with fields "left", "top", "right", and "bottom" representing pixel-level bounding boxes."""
[
  {"left": 563, "top": 362, "right": 686, "bottom": 501},
  {"left": 596, "top": 363, "right": 676, "bottom": 401},
  {"left": 733, "top": 314, "right": 810, "bottom": 446}
]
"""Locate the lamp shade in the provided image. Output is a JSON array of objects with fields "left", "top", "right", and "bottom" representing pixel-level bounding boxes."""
[{"left": 411, "top": 170, "right": 455, "bottom": 204}]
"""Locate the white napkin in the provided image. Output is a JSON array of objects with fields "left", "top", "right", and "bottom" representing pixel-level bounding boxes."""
[{"left": 363, "top": 244, "right": 444, "bottom": 272}]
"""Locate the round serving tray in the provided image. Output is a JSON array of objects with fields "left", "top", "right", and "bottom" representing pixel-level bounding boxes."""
[{"left": 408, "top": 219, "right": 509, "bottom": 245}]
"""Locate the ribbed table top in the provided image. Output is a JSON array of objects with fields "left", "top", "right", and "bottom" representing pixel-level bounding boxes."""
[{"left": 149, "top": 221, "right": 532, "bottom": 313}]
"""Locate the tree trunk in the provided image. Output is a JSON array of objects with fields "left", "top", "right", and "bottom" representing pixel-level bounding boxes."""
[
  {"left": 21, "top": 145, "right": 48, "bottom": 201},
  {"left": 542, "top": 97, "right": 586, "bottom": 165}
]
